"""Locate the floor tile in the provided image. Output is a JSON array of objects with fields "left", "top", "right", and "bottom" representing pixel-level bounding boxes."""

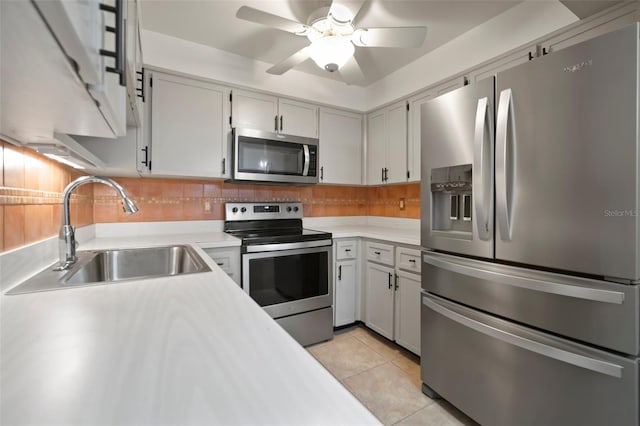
[
  {"left": 391, "top": 352, "right": 422, "bottom": 390},
  {"left": 307, "top": 335, "right": 387, "bottom": 380},
  {"left": 343, "top": 363, "right": 432, "bottom": 425},
  {"left": 394, "top": 400, "right": 477, "bottom": 426},
  {"left": 352, "top": 328, "right": 403, "bottom": 361}
]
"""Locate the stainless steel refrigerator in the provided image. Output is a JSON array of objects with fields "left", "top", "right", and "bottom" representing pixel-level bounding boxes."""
[{"left": 420, "top": 23, "right": 640, "bottom": 426}]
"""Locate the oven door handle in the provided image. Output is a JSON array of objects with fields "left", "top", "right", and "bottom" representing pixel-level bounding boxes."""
[
  {"left": 302, "top": 144, "right": 310, "bottom": 176},
  {"left": 245, "top": 239, "right": 332, "bottom": 253}
]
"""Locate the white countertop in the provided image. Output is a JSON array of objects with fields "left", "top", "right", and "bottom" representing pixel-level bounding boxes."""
[
  {"left": 312, "top": 225, "right": 421, "bottom": 247},
  {"left": 0, "top": 234, "right": 379, "bottom": 425}
]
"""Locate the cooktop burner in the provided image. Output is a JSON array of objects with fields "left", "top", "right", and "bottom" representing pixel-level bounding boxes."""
[{"left": 223, "top": 202, "right": 332, "bottom": 246}]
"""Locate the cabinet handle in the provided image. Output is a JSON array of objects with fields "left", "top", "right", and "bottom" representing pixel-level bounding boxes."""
[
  {"left": 136, "top": 69, "right": 145, "bottom": 102},
  {"left": 394, "top": 273, "right": 399, "bottom": 291},
  {"left": 409, "top": 259, "right": 416, "bottom": 263},
  {"left": 388, "top": 272, "right": 392, "bottom": 289},
  {"left": 384, "top": 168, "right": 389, "bottom": 181},
  {"left": 344, "top": 248, "right": 351, "bottom": 252},
  {"left": 216, "top": 262, "right": 224, "bottom": 266},
  {"left": 141, "top": 146, "right": 149, "bottom": 167},
  {"left": 275, "top": 115, "right": 278, "bottom": 132},
  {"left": 99, "top": 0, "right": 126, "bottom": 86},
  {"left": 338, "top": 265, "right": 342, "bottom": 281},
  {"left": 222, "top": 158, "right": 226, "bottom": 174},
  {"left": 374, "top": 251, "right": 381, "bottom": 255},
  {"left": 280, "top": 115, "right": 283, "bottom": 131},
  {"left": 320, "top": 166, "right": 324, "bottom": 181},
  {"left": 381, "top": 167, "right": 384, "bottom": 182}
]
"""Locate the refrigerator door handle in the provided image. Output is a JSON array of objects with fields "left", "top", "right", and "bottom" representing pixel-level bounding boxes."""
[
  {"left": 473, "top": 96, "right": 494, "bottom": 241},
  {"left": 422, "top": 295, "right": 624, "bottom": 378},
  {"left": 422, "top": 253, "right": 625, "bottom": 304},
  {"left": 496, "top": 88, "right": 515, "bottom": 241}
]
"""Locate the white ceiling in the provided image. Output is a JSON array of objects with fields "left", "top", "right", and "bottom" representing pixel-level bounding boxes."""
[{"left": 139, "top": 0, "right": 529, "bottom": 87}]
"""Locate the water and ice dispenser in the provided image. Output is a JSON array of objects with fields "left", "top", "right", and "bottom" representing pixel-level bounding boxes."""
[{"left": 431, "top": 164, "right": 473, "bottom": 236}]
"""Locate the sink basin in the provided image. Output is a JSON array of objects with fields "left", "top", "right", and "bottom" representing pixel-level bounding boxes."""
[{"left": 6, "top": 245, "right": 211, "bottom": 295}]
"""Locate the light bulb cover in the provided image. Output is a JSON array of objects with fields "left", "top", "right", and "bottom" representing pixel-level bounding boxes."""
[{"left": 308, "top": 36, "right": 354, "bottom": 72}]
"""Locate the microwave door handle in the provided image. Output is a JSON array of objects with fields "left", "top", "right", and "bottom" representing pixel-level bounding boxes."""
[{"left": 302, "top": 144, "right": 310, "bottom": 176}]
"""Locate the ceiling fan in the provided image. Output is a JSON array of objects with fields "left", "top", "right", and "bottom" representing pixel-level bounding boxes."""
[{"left": 236, "top": 0, "right": 427, "bottom": 85}]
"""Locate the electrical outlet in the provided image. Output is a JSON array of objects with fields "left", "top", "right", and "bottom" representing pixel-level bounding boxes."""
[
  {"left": 204, "top": 201, "right": 211, "bottom": 213},
  {"left": 399, "top": 198, "right": 406, "bottom": 210}
]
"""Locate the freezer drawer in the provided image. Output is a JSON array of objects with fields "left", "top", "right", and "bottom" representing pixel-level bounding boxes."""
[
  {"left": 422, "top": 251, "right": 640, "bottom": 355},
  {"left": 421, "top": 293, "right": 639, "bottom": 426}
]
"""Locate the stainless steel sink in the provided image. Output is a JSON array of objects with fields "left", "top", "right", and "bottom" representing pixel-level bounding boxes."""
[{"left": 6, "top": 245, "right": 211, "bottom": 295}]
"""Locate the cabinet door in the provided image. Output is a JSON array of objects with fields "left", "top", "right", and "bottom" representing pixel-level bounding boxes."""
[
  {"left": 278, "top": 98, "right": 318, "bottom": 138},
  {"left": 319, "top": 107, "right": 362, "bottom": 184},
  {"left": 231, "top": 89, "right": 278, "bottom": 132},
  {"left": 366, "top": 109, "right": 386, "bottom": 185},
  {"left": 150, "top": 72, "right": 229, "bottom": 177},
  {"left": 540, "top": 2, "right": 637, "bottom": 55},
  {"left": 335, "top": 260, "right": 357, "bottom": 326},
  {"left": 365, "top": 262, "right": 395, "bottom": 339},
  {"left": 385, "top": 101, "right": 408, "bottom": 184},
  {"left": 395, "top": 270, "right": 421, "bottom": 355},
  {"left": 407, "top": 90, "right": 436, "bottom": 182},
  {"left": 467, "top": 45, "right": 536, "bottom": 84}
]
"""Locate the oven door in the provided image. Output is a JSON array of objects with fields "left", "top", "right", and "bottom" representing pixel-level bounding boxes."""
[{"left": 242, "top": 243, "right": 332, "bottom": 319}]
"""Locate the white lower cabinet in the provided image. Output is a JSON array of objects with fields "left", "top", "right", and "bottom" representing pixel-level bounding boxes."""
[
  {"left": 361, "top": 241, "right": 422, "bottom": 355},
  {"left": 335, "top": 259, "right": 357, "bottom": 326},
  {"left": 365, "top": 261, "right": 395, "bottom": 340},
  {"left": 201, "top": 246, "right": 240, "bottom": 286},
  {"left": 334, "top": 239, "right": 359, "bottom": 327},
  {"left": 394, "top": 270, "right": 421, "bottom": 355}
]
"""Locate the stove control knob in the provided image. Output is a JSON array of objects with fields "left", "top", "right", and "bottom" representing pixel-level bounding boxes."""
[
  {"left": 293, "top": 206, "right": 299, "bottom": 212},
  {"left": 240, "top": 207, "right": 247, "bottom": 213},
  {"left": 232, "top": 207, "right": 238, "bottom": 213},
  {"left": 287, "top": 206, "right": 292, "bottom": 212}
]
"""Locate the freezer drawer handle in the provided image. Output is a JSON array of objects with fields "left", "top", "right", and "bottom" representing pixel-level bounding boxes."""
[
  {"left": 422, "top": 296, "right": 623, "bottom": 378},
  {"left": 422, "top": 253, "right": 624, "bottom": 305},
  {"left": 473, "top": 96, "right": 494, "bottom": 240},
  {"left": 496, "top": 88, "right": 515, "bottom": 241}
]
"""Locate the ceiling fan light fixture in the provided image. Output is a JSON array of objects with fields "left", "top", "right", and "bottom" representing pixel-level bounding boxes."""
[{"left": 308, "top": 36, "right": 354, "bottom": 72}]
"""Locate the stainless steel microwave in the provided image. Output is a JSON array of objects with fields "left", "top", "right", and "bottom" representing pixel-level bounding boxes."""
[{"left": 231, "top": 128, "right": 319, "bottom": 184}]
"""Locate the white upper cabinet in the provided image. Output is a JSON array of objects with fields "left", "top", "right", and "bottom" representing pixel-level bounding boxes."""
[
  {"left": 149, "top": 72, "right": 230, "bottom": 178},
  {"left": 366, "top": 101, "right": 407, "bottom": 185},
  {"left": 385, "top": 102, "right": 408, "bottom": 184},
  {"left": 231, "top": 89, "right": 318, "bottom": 138},
  {"left": 319, "top": 108, "right": 362, "bottom": 185},
  {"left": 0, "top": 0, "right": 138, "bottom": 143},
  {"left": 231, "top": 90, "right": 278, "bottom": 132},
  {"left": 407, "top": 91, "right": 435, "bottom": 183},
  {"left": 278, "top": 98, "right": 319, "bottom": 138}
]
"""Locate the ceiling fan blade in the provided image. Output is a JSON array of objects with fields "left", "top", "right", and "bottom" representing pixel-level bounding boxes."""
[
  {"left": 267, "top": 47, "right": 311, "bottom": 75},
  {"left": 236, "top": 6, "right": 307, "bottom": 35},
  {"left": 328, "top": 0, "right": 366, "bottom": 24},
  {"left": 352, "top": 27, "right": 427, "bottom": 48},
  {"left": 339, "top": 55, "right": 365, "bottom": 86}
]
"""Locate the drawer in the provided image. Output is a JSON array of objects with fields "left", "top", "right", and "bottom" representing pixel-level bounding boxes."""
[
  {"left": 202, "top": 248, "right": 236, "bottom": 275},
  {"left": 396, "top": 247, "right": 421, "bottom": 273},
  {"left": 423, "top": 251, "right": 640, "bottom": 355},
  {"left": 336, "top": 240, "right": 357, "bottom": 260},
  {"left": 422, "top": 293, "right": 639, "bottom": 426},
  {"left": 365, "top": 241, "right": 394, "bottom": 266}
]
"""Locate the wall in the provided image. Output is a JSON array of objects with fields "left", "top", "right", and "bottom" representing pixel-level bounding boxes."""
[
  {"left": 93, "top": 178, "right": 420, "bottom": 222},
  {"left": 1, "top": 141, "right": 419, "bottom": 254},
  {"left": 0, "top": 141, "right": 93, "bottom": 252}
]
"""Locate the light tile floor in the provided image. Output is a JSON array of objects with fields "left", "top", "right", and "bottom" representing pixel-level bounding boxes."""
[{"left": 307, "top": 325, "right": 477, "bottom": 426}]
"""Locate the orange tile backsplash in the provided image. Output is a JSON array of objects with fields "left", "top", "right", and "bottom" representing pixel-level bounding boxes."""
[{"left": 1, "top": 139, "right": 420, "bottom": 253}]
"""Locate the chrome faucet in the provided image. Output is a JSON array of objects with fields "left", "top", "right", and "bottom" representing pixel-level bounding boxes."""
[{"left": 55, "top": 176, "right": 139, "bottom": 271}]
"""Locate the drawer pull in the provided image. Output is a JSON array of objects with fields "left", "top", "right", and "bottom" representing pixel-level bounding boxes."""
[
  {"left": 409, "top": 259, "right": 416, "bottom": 263},
  {"left": 423, "top": 253, "right": 625, "bottom": 305},
  {"left": 216, "top": 262, "right": 224, "bottom": 266},
  {"left": 423, "top": 295, "right": 623, "bottom": 378},
  {"left": 345, "top": 249, "right": 351, "bottom": 252},
  {"left": 374, "top": 251, "right": 381, "bottom": 255}
]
